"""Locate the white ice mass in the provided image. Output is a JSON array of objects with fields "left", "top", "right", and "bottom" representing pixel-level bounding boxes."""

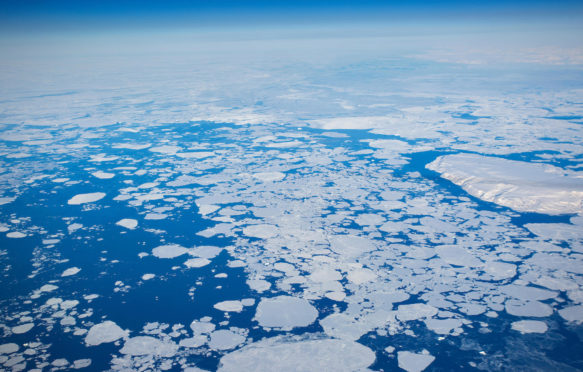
[
  {"left": 427, "top": 154, "right": 583, "bottom": 215},
  {"left": 67, "top": 192, "right": 106, "bottom": 205},
  {"left": 218, "top": 338, "right": 375, "bottom": 372}
]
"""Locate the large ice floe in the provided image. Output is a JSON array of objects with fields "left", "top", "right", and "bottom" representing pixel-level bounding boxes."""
[{"left": 427, "top": 153, "right": 583, "bottom": 215}]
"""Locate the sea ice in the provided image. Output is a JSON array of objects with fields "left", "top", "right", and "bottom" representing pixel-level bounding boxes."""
[
  {"left": 152, "top": 244, "right": 189, "bottom": 259},
  {"left": 85, "top": 321, "right": 128, "bottom": 346},
  {"left": 6, "top": 231, "right": 26, "bottom": 238},
  {"left": 254, "top": 296, "right": 318, "bottom": 329},
  {"left": 396, "top": 304, "right": 438, "bottom": 322},
  {"left": 120, "top": 336, "right": 178, "bottom": 357},
  {"left": 11, "top": 323, "right": 34, "bottom": 334},
  {"left": 253, "top": 172, "right": 286, "bottom": 182},
  {"left": 397, "top": 351, "right": 436, "bottom": 372},
  {"left": 92, "top": 171, "right": 115, "bottom": 179},
  {"left": 208, "top": 330, "right": 245, "bottom": 350},
  {"left": 511, "top": 320, "right": 548, "bottom": 334},
  {"left": 214, "top": 301, "right": 244, "bottom": 313},
  {"left": 67, "top": 192, "right": 106, "bottom": 205},
  {"left": 218, "top": 338, "right": 375, "bottom": 372},
  {"left": 184, "top": 258, "right": 211, "bottom": 268},
  {"left": 559, "top": 305, "right": 583, "bottom": 323},
  {"left": 116, "top": 218, "right": 138, "bottom": 229},
  {"left": 243, "top": 224, "right": 278, "bottom": 239},
  {"left": 61, "top": 267, "right": 81, "bottom": 277},
  {"left": 427, "top": 153, "right": 583, "bottom": 215}
]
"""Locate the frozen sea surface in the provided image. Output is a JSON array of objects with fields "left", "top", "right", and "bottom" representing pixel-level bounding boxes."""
[{"left": 1, "top": 30, "right": 583, "bottom": 371}]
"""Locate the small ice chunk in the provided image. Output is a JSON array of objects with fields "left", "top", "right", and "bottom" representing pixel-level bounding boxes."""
[
  {"left": 12, "top": 323, "right": 34, "bottom": 334},
  {"left": 214, "top": 301, "right": 243, "bottom": 313},
  {"left": 145, "top": 213, "right": 167, "bottom": 220},
  {"left": 185, "top": 258, "right": 211, "bottom": 268},
  {"left": 40, "top": 284, "right": 58, "bottom": 292},
  {"left": 142, "top": 274, "right": 155, "bottom": 280},
  {"left": 68, "top": 223, "right": 83, "bottom": 234},
  {"left": 92, "top": 171, "right": 115, "bottom": 179},
  {"left": 254, "top": 296, "right": 318, "bottom": 329},
  {"left": 6, "top": 231, "right": 26, "bottom": 238},
  {"left": 511, "top": 320, "right": 548, "bottom": 334},
  {"left": 85, "top": 321, "right": 128, "bottom": 346},
  {"left": 72, "top": 359, "right": 92, "bottom": 369},
  {"left": 68, "top": 192, "right": 106, "bottom": 205},
  {"left": 397, "top": 351, "right": 436, "bottom": 372},
  {"left": 62, "top": 267, "right": 81, "bottom": 277},
  {"left": 120, "top": 336, "right": 178, "bottom": 357},
  {"left": 559, "top": 305, "right": 583, "bottom": 323},
  {"left": 208, "top": 330, "right": 245, "bottom": 350},
  {"left": 152, "top": 244, "right": 189, "bottom": 258},
  {"left": 116, "top": 219, "right": 138, "bottom": 229}
]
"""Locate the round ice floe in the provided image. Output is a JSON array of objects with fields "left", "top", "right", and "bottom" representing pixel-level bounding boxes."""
[
  {"left": 61, "top": 267, "right": 81, "bottom": 277},
  {"left": 254, "top": 296, "right": 318, "bottom": 329},
  {"left": 85, "top": 321, "right": 128, "bottom": 346},
  {"left": 208, "top": 330, "right": 246, "bottom": 350},
  {"left": 252, "top": 172, "right": 285, "bottom": 182},
  {"left": 396, "top": 304, "right": 438, "bottom": 322},
  {"left": 214, "top": 300, "right": 243, "bottom": 313},
  {"left": 397, "top": 351, "right": 435, "bottom": 372},
  {"left": 116, "top": 218, "right": 138, "bottom": 229},
  {"left": 152, "top": 244, "right": 189, "bottom": 258},
  {"left": 218, "top": 338, "right": 375, "bottom": 372},
  {"left": 247, "top": 279, "right": 271, "bottom": 293},
  {"left": 190, "top": 320, "right": 215, "bottom": 335},
  {"left": 120, "top": 336, "right": 178, "bottom": 357},
  {"left": 511, "top": 320, "right": 548, "bottom": 334},
  {"left": 12, "top": 323, "right": 34, "bottom": 334},
  {"left": 559, "top": 305, "right": 583, "bottom": 323},
  {"left": 243, "top": 224, "right": 278, "bottom": 239},
  {"left": 184, "top": 258, "right": 211, "bottom": 268},
  {"left": 0, "top": 343, "right": 19, "bottom": 354},
  {"left": 505, "top": 300, "right": 553, "bottom": 317},
  {"left": 67, "top": 192, "right": 106, "bottom": 205}
]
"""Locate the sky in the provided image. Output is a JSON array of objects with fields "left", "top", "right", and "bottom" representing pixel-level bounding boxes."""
[{"left": 1, "top": 0, "right": 582, "bottom": 33}]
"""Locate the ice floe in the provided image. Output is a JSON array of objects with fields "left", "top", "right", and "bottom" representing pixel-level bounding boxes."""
[
  {"left": 116, "top": 218, "right": 138, "bottom": 229},
  {"left": 152, "top": 244, "right": 189, "bottom": 259},
  {"left": 85, "top": 321, "right": 128, "bottom": 346},
  {"left": 511, "top": 320, "right": 548, "bottom": 334},
  {"left": 67, "top": 192, "right": 106, "bottom": 205},
  {"left": 427, "top": 153, "right": 583, "bottom": 215},
  {"left": 61, "top": 267, "right": 81, "bottom": 277},
  {"left": 254, "top": 296, "right": 318, "bottom": 329},
  {"left": 218, "top": 337, "right": 375, "bottom": 372},
  {"left": 397, "top": 351, "right": 436, "bottom": 372},
  {"left": 208, "top": 330, "right": 245, "bottom": 350},
  {"left": 120, "top": 336, "right": 178, "bottom": 357}
]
